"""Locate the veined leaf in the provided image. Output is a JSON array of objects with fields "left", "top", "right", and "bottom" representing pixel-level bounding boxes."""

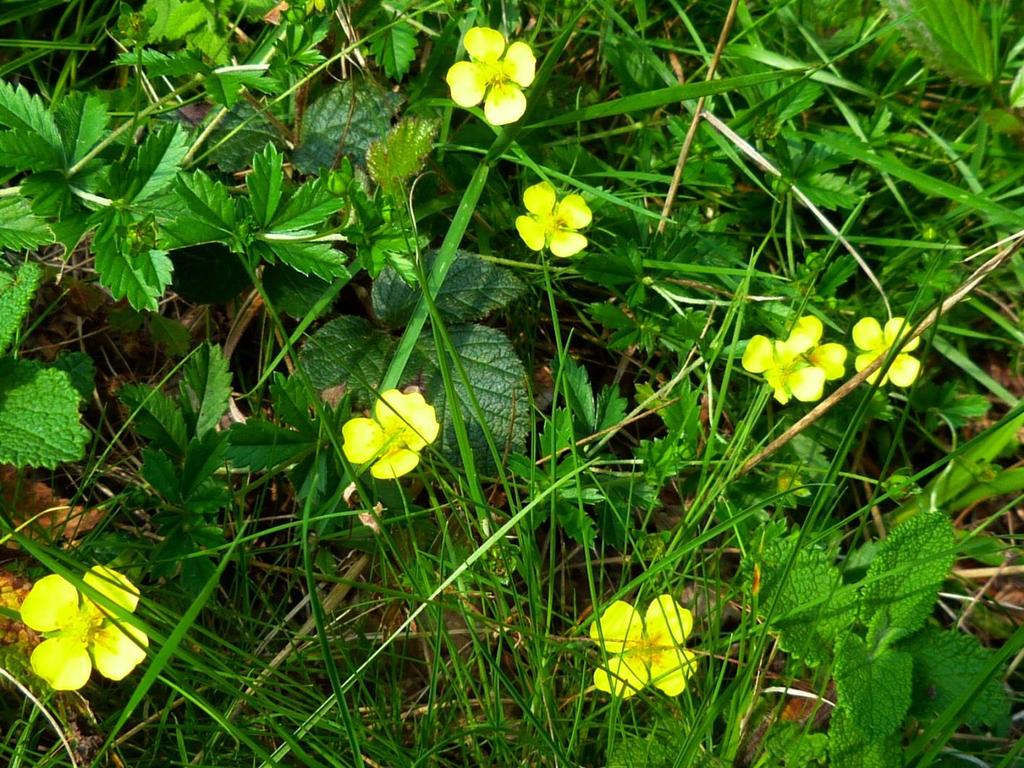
[
  {"left": 249, "top": 143, "right": 284, "bottom": 227},
  {"left": 367, "top": 116, "right": 438, "bottom": 195},
  {"left": 834, "top": 634, "right": 913, "bottom": 739},
  {"left": 267, "top": 240, "right": 351, "bottom": 282},
  {"left": 114, "top": 48, "right": 206, "bottom": 77},
  {"left": 368, "top": 17, "right": 418, "bottom": 81},
  {"left": 226, "top": 420, "right": 314, "bottom": 471},
  {"left": 54, "top": 92, "right": 109, "bottom": 167},
  {"left": 883, "top": 0, "right": 994, "bottom": 85},
  {"left": 0, "top": 196, "right": 55, "bottom": 251},
  {"left": 0, "top": 129, "right": 65, "bottom": 172},
  {"left": 120, "top": 383, "right": 188, "bottom": 455},
  {"left": 180, "top": 343, "right": 232, "bottom": 440},
  {"left": 0, "top": 80, "right": 60, "bottom": 151},
  {"left": 0, "top": 261, "right": 42, "bottom": 356},
  {"left": 93, "top": 212, "right": 174, "bottom": 312},
  {"left": 164, "top": 171, "right": 238, "bottom": 247},
  {"left": 270, "top": 177, "right": 340, "bottom": 232},
  {"left": 128, "top": 123, "right": 189, "bottom": 203}
]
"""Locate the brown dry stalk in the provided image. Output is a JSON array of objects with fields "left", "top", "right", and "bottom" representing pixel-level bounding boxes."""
[{"left": 737, "top": 231, "right": 1024, "bottom": 477}]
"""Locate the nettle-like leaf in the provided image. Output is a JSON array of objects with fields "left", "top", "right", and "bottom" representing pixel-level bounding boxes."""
[
  {"left": 301, "top": 315, "right": 399, "bottom": 403},
  {"left": 0, "top": 196, "right": 55, "bottom": 251},
  {"left": 834, "top": 634, "right": 913, "bottom": 740},
  {"left": 372, "top": 250, "right": 525, "bottom": 326},
  {"left": 0, "top": 261, "right": 42, "bottom": 355},
  {"left": 883, "top": 0, "right": 994, "bottom": 85},
  {"left": 366, "top": 116, "right": 438, "bottom": 195},
  {"left": 901, "top": 625, "right": 1010, "bottom": 730},
  {"left": 828, "top": 706, "right": 903, "bottom": 768},
  {"left": 0, "top": 358, "right": 88, "bottom": 468},
  {"left": 861, "top": 511, "right": 954, "bottom": 643},
  {"left": 753, "top": 538, "right": 858, "bottom": 666}
]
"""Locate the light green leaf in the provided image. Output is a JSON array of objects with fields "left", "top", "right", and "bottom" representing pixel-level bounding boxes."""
[
  {"left": 834, "top": 634, "right": 913, "bottom": 739},
  {"left": 249, "top": 143, "right": 284, "bottom": 227},
  {"left": 180, "top": 343, "right": 231, "bottom": 440},
  {"left": 268, "top": 240, "right": 351, "bottom": 282},
  {"left": 113, "top": 49, "right": 206, "bottom": 77},
  {"left": 94, "top": 237, "right": 174, "bottom": 312},
  {"left": 828, "top": 707, "right": 904, "bottom": 768},
  {"left": 0, "top": 261, "right": 42, "bottom": 355},
  {"left": 0, "top": 196, "right": 55, "bottom": 251},
  {"left": 861, "top": 511, "right": 954, "bottom": 643},
  {"left": 164, "top": 171, "right": 238, "bottom": 247},
  {"left": 0, "top": 80, "right": 60, "bottom": 150},
  {"left": 0, "top": 129, "right": 65, "bottom": 172},
  {"left": 368, "top": 18, "right": 418, "bottom": 81},
  {"left": 1011, "top": 65, "right": 1024, "bottom": 109},
  {"left": 205, "top": 68, "right": 273, "bottom": 109},
  {"left": 129, "top": 123, "right": 189, "bottom": 203},
  {"left": 0, "top": 358, "right": 88, "bottom": 468},
  {"left": 144, "top": 0, "right": 208, "bottom": 42},
  {"left": 270, "top": 177, "right": 340, "bottom": 233},
  {"left": 54, "top": 92, "right": 109, "bottom": 167},
  {"left": 367, "top": 116, "right": 438, "bottom": 195},
  {"left": 883, "top": 0, "right": 994, "bottom": 85},
  {"left": 372, "top": 250, "right": 525, "bottom": 327}
]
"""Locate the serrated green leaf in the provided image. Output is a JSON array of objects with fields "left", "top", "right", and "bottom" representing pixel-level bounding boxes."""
[
  {"left": 114, "top": 48, "right": 206, "bottom": 77},
  {"left": 0, "top": 80, "right": 60, "bottom": 150},
  {"left": 763, "top": 723, "right": 828, "bottom": 766},
  {"left": 249, "top": 143, "right": 284, "bottom": 227},
  {"left": 119, "top": 383, "right": 188, "bottom": 455},
  {"left": 883, "top": 0, "right": 994, "bottom": 85},
  {"left": 366, "top": 116, "right": 437, "bottom": 195},
  {"left": 53, "top": 92, "right": 109, "bottom": 167},
  {"left": 164, "top": 171, "right": 238, "bottom": 247},
  {"left": 144, "top": 0, "right": 208, "bottom": 42},
  {"left": 0, "top": 196, "right": 55, "bottom": 251},
  {"left": 270, "top": 178, "right": 341, "bottom": 232},
  {"left": 372, "top": 250, "right": 525, "bottom": 326},
  {"left": 834, "top": 634, "right": 913, "bottom": 739},
  {"left": 368, "top": 18, "right": 418, "bottom": 81},
  {"left": 127, "top": 123, "right": 189, "bottom": 203},
  {"left": 142, "top": 447, "right": 180, "bottom": 501},
  {"left": 94, "top": 244, "right": 174, "bottom": 313},
  {"left": 300, "top": 315, "right": 398, "bottom": 403},
  {"left": 267, "top": 240, "right": 351, "bottom": 282},
  {"left": 269, "top": 373, "right": 317, "bottom": 436},
  {"left": 861, "top": 511, "right": 954, "bottom": 643},
  {"left": 0, "top": 261, "right": 42, "bottom": 356},
  {"left": 180, "top": 431, "right": 228, "bottom": 501},
  {"left": 293, "top": 80, "right": 402, "bottom": 174},
  {"left": 901, "top": 625, "right": 1009, "bottom": 730},
  {"left": 205, "top": 67, "right": 274, "bottom": 109},
  {"left": 226, "top": 420, "right": 314, "bottom": 470},
  {"left": 180, "top": 343, "right": 231, "bottom": 440},
  {"left": 558, "top": 357, "right": 597, "bottom": 435},
  {"left": 0, "top": 358, "right": 88, "bottom": 468},
  {"left": 828, "top": 707, "right": 904, "bottom": 768},
  {"left": 52, "top": 351, "right": 96, "bottom": 400},
  {"left": 0, "top": 129, "right": 65, "bottom": 172}
]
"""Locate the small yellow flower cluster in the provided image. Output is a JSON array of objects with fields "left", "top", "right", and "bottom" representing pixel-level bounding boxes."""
[
  {"left": 742, "top": 316, "right": 847, "bottom": 405},
  {"left": 590, "top": 594, "right": 697, "bottom": 698},
  {"left": 515, "top": 182, "right": 592, "bottom": 257},
  {"left": 852, "top": 316, "right": 921, "bottom": 387},
  {"left": 341, "top": 389, "right": 440, "bottom": 480},
  {"left": 19, "top": 566, "right": 147, "bottom": 691}
]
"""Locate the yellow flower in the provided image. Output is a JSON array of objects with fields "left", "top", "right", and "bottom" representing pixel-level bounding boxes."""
[
  {"left": 741, "top": 316, "right": 847, "bottom": 405},
  {"left": 341, "top": 389, "right": 440, "bottom": 479},
  {"left": 19, "top": 566, "right": 148, "bottom": 691},
  {"left": 589, "top": 594, "right": 697, "bottom": 698},
  {"left": 852, "top": 316, "right": 920, "bottom": 387},
  {"left": 445, "top": 26, "right": 536, "bottom": 125},
  {"left": 515, "top": 182, "right": 592, "bottom": 257}
]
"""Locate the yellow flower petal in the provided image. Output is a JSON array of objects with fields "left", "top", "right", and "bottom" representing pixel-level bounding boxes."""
[
  {"left": 644, "top": 595, "right": 693, "bottom": 647},
  {"left": 787, "top": 316, "right": 823, "bottom": 354},
  {"left": 855, "top": 352, "right": 883, "bottom": 385},
  {"left": 741, "top": 335, "right": 774, "bottom": 374},
  {"left": 765, "top": 370, "right": 790, "bottom": 404},
  {"left": 515, "top": 215, "right": 546, "bottom": 251},
  {"left": 446, "top": 61, "right": 487, "bottom": 107},
  {"left": 20, "top": 574, "right": 80, "bottom": 632},
  {"left": 502, "top": 41, "right": 536, "bottom": 87},
  {"left": 464, "top": 26, "right": 506, "bottom": 63},
  {"left": 590, "top": 600, "right": 643, "bottom": 654},
  {"left": 787, "top": 366, "right": 826, "bottom": 402},
  {"left": 342, "top": 417, "right": 385, "bottom": 464},
  {"left": 371, "top": 448, "right": 421, "bottom": 479},
  {"left": 809, "top": 343, "right": 847, "bottom": 380},
  {"left": 549, "top": 229, "right": 588, "bottom": 258},
  {"left": 887, "top": 354, "right": 920, "bottom": 387},
  {"left": 852, "top": 317, "right": 884, "bottom": 353},
  {"left": 31, "top": 636, "right": 92, "bottom": 691},
  {"left": 556, "top": 194, "right": 592, "bottom": 229},
  {"left": 84, "top": 566, "right": 140, "bottom": 616},
  {"left": 884, "top": 316, "right": 919, "bottom": 352},
  {"left": 92, "top": 622, "right": 148, "bottom": 681},
  {"left": 523, "top": 182, "right": 556, "bottom": 216},
  {"left": 648, "top": 647, "right": 697, "bottom": 696},
  {"left": 594, "top": 654, "right": 648, "bottom": 698},
  {"left": 484, "top": 83, "right": 526, "bottom": 125},
  {"left": 375, "top": 390, "right": 439, "bottom": 449}
]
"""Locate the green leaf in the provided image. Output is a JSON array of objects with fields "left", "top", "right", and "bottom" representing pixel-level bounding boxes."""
[
  {"left": 0, "top": 358, "right": 88, "bottom": 468},
  {"left": 113, "top": 48, "right": 206, "bottom": 77},
  {"left": 144, "top": 0, "right": 208, "bottom": 42},
  {"left": 0, "top": 196, "right": 55, "bottom": 251},
  {"left": 861, "top": 511, "right": 954, "bottom": 643},
  {"left": 52, "top": 351, "right": 96, "bottom": 400},
  {"left": 119, "top": 383, "right": 188, "bottom": 455},
  {"left": 754, "top": 539, "right": 858, "bottom": 666},
  {"left": 368, "top": 17, "right": 418, "bottom": 81},
  {"left": 205, "top": 67, "right": 273, "bottom": 109},
  {"left": 179, "top": 432, "right": 228, "bottom": 501},
  {"left": 557, "top": 357, "right": 597, "bottom": 435},
  {"left": 0, "top": 80, "right": 60, "bottom": 150},
  {"left": 901, "top": 625, "right": 1010, "bottom": 730},
  {"left": 226, "top": 420, "right": 313, "bottom": 471},
  {"left": 180, "top": 343, "right": 231, "bottom": 440},
  {"left": 270, "top": 177, "right": 341, "bottom": 232},
  {"left": 834, "top": 634, "right": 913, "bottom": 739},
  {"left": 127, "top": 123, "right": 189, "bottom": 203},
  {"left": 94, "top": 244, "right": 174, "bottom": 313},
  {"left": 249, "top": 143, "right": 284, "bottom": 227},
  {"left": 53, "top": 92, "right": 109, "bottom": 167},
  {"left": 763, "top": 723, "right": 828, "bottom": 766},
  {"left": 372, "top": 250, "right": 525, "bottom": 326},
  {"left": 366, "top": 116, "right": 437, "bottom": 195},
  {"left": 300, "top": 315, "right": 398, "bottom": 403},
  {"left": 828, "top": 707, "right": 904, "bottom": 768},
  {"left": 164, "top": 171, "right": 238, "bottom": 247},
  {"left": 293, "top": 79, "right": 403, "bottom": 174},
  {"left": 142, "top": 447, "right": 181, "bottom": 501},
  {"left": 883, "top": 0, "right": 994, "bottom": 85},
  {"left": 1011, "top": 65, "right": 1024, "bottom": 109},
  {"left": 0, "top": 129, "right": 65, "bottom": 172},
  {"left": 0, "top": 260, "right": 42, "bottom": 356},
  {"left": 263, "top": 263, "right": 329, "bottom": 319},
  {"left": 206, "top": 102, "right": 284, "bottom": 173},
  {"left": 267, "top": 240, "right": 351, "bottom": 282}
]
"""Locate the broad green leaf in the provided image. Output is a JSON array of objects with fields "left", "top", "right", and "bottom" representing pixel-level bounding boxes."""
[
  {"left": 94, "top": 243, "right": 174, "bottom": 312},
  {"left": 0, "top": 80, "right": 60, "bottom": 150},
  {"left": 0, "top": 129, "right": 65, "bottom": 172},
  {"left": 52, "top": 351, "right": 96, "bottom": 400},
  {"left": 367, "top": 116, "right": 439, "bottom": 195},
  {"left": 901, "top": 625, "right": 1009, "bottom": 730},
  {"left": 270, "top": 177, "right": 341, "bottom": 233},
  {"left": 164, "top": 171, "right": 238, "bottom": 247},
  {"left": 0, "top": 358, "right": 88, "bottom": 468},
  {"left": 226, "top": 420, "right": 313, "bottom": 470},
  {"left": 371, "top": 250, "right": 525, "bottom": 326},
  {"left": 293, "top": 79, "right": 402, "bottom": 174},
  {"left": 119, "top": 383, "right": 188, "bottom": 455},
  {"left": 368, "top": 17, "right": 418, "bottom": 81},
  {"left": 861, "top": 511, "right": 954, "bottom": 643},
  {"left": 267, "top": 240, "right": 351, "bottom": 282},
  {"left": 300, "top": 315, "right": 399, "bottom": 403},
  {"left": 128, "top": 123, "right": 189, "bottom": 203},
  {"left": 144, "top": 0, "right": 208, "bottom": 41},
  {"left": 883, "top": 0, "right": 994, "bottom": 85},
  {"left": 180, "top": 343, "right": 231, "bottom": 440},
  {"left": 828, "top": 707, "right": 904, "bottom": 768},
  {"left": 0, "top": 260, "right": 42, "bottom": 355},
  {"left": 249, "top": 143, "right": 284, "bottom": 227},
  {"left": 53, "top": 92, "right": 109, "bottom": 167},
  {"left": 0, "top": 196, "right": 55, "bottom": 251},
  {"left": 834, "top": 634, "right": 913, "bottom": 739}
]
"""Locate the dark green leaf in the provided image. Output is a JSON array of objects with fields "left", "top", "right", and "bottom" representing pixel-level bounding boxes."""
[
  {"left": 180, "top": 431, "right": 228, "bottom": 501},
  {"left": 226, "top": 420, "right": 314, "bottom": 470},
  {"left": 828, "top": 707, "right": 904, "bottom": 768},
  {"left": 834, "top": 634, "right": 913, "bottom": 739},
  {"left": 94, "top": 244, "right": 174, "bottom": 313},
  {"left": 263, "top": 263, "right": 330, "bottom": 319},
  {"left": 119, "top": 383, "right": 188, "bottom": 455},
  {"left": 0, "top": 260, "right": 42, "bottom": 356},
  {"left": 180, "top": 343, "right": 231, "bottom": 440},
  {"left": 169, "top": 244, "right": 252, "bottom": 303},
  {"left": 267, "top": 240, "right": 351, "bottom": 282},
  {"left": 249, "top": 143, "right": 284, "bottom": 227},
  {"left": 0, "top": 196, "right": 55, "bottom": 251},
  {"left": 883, "top": 0, "right": 994, "bottom": 85},
  {"left": 164, "top": 171, "right": 237, "bottom": 247},
  {"left": 127, "top": 123, "right": 189, "bottom": 203},
  {"left": 52, "top": 351, "right": 96, "bottom": 400},
  {"left": 0, "top": 129, "right": 65, "bottom": 172},
  {"left": 368, "top": 18, "right": 418, "bottom": 81},
  {"left": 300, "top": 315, "right": 398, "bottom": 402},
  {"left": 142, "top": 447, "right": 181, "bottom": 501}
]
